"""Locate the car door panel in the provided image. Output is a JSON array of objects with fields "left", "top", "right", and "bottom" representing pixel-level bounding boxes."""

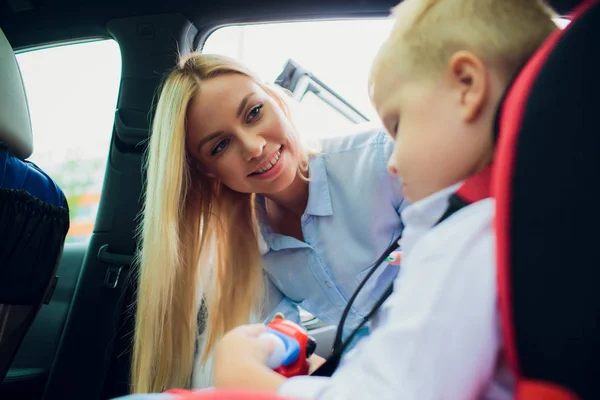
[{"left": 1, "top": 243, "right": 88, "bottom": 399}]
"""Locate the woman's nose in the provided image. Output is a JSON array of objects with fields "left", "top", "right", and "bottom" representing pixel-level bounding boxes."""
[{"left": 241, "top": 133, "right": 266, "bottom": 161}]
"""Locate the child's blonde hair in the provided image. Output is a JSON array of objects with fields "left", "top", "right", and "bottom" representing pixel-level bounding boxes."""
[{"left": 372, "top": 0, "right": 558, "bottom": 82}]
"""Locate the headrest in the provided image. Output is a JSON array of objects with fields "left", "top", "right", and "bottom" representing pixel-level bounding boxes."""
[{"left": 0, "top": 28, "right": 33, "bottom": 160}]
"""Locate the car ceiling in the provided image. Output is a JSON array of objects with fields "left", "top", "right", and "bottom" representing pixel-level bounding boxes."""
[
  {"left": 1, "top": 0, "right": 582, "bottom": 50},
  {"left": 1, "top": 0, "right": 399, "bottom": 49}
]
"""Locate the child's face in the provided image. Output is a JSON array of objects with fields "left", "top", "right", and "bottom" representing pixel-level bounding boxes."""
[{"left": 370, "top": 52, "right": 496, "bottom": 203}]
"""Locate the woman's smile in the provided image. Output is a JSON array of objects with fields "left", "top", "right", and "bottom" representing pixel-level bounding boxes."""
[{"left": 248, "top": 145, "right": 284, "bottom": 180}]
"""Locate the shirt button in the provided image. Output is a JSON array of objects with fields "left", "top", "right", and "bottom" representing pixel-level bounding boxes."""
[
  {"left": 325, "top": 281, "right": 332, "bottom": 288},
  {"left": 302, "top": 214, "right": 309, "bottom": 222}
]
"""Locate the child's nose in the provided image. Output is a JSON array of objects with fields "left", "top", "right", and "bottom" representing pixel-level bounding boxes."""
[{"left": 387, "top": 160, "right": 399, "bottom": 176}]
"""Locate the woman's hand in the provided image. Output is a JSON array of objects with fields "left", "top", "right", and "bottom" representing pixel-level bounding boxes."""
[{"left": 213, "top": 324, "right": 286, "bottom": 391}]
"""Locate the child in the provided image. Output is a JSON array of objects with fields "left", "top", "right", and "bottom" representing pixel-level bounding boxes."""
[{"left": 209, "top": 0, "right": 558, "bottom": 399}]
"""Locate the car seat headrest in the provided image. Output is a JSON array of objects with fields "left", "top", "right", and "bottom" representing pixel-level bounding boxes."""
[{"left": 0, "top": 28, "right": 33, "bottom": 160}]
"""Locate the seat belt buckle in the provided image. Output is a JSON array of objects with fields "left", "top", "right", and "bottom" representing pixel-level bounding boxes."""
[
  {"left": 104, "top": 266, "right": 123, "bottom": 289},
  {"left": 97, "top": 244, "right": 133, "bottom": 289}
]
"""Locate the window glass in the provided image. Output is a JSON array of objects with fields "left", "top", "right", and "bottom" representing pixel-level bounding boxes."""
[{"left": 16, "top": 40, "right": 122, "bottom": 243}]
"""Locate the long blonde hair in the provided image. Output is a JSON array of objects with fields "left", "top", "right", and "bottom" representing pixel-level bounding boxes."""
[{"left": 132, "top": 53, "right": 304, "bottom": 393}]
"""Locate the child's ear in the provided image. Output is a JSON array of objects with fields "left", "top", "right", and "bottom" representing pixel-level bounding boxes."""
[{"left": 448, "top": 51, "right": 488, "bottom": 123}]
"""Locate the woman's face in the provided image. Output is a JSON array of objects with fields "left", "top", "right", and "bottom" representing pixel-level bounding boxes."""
[{"left": 186, "top": 73, "right": 301, "bottom": 195}]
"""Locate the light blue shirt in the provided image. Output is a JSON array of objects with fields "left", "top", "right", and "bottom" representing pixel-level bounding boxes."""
[{"left": 259, "top": 128, "right": 406, "bottom": 345}]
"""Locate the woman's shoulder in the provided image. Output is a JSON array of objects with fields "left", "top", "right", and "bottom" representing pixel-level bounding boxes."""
[
  {"left": 317, "top": 123, "right": 390, "bottom": 156},
  {"left": 313, "top": 124, "right": 394, "bottom": 181}
]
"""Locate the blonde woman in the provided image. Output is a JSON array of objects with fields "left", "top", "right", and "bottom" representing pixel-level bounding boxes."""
[{"left": 132, "top": 52, "right": 405, "bottom": 394}]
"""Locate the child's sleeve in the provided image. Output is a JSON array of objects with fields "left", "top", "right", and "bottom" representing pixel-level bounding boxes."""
[{"left": 278, "top": 376, "right": 333, "bottom": 399}]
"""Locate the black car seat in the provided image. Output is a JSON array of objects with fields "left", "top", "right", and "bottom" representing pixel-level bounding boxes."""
[
  {"left": 0, "top": 27, "right": 70, "bottom": 382},
  {"left": 493, "top": 0, "right": 600, "bottom": 398}
]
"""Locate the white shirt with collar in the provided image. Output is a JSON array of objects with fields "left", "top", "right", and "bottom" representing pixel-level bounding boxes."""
[{"left": 278, "top": 184, "right": 514, "bottom": 400}]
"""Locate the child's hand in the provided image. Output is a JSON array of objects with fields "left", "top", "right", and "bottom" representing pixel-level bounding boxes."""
[
  {"left": 213, "top": 324, "right": 285, "bottom": 391},
  {"left": 214, "top": 324, "right": 273, "bottom": 379},
  {"left": 386, "top": 251, "right": 402, "bottom": 265}
]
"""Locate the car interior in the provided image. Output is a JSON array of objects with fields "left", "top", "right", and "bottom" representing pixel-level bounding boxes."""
[
  {"left": 0, "top": 25, "right": 69, "bottom": 391},
  {"left": 0, "top": 0, "right": 595, "bottom": 399}
]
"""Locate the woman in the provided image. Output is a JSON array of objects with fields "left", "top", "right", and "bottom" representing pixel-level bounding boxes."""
[{"left": 132, "top": 52, "right": 405, "bottom": 394}]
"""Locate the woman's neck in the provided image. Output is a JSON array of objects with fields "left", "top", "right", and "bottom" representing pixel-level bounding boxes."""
[{"left": 263, "top": 170, "right": 309, "bottom": 220}]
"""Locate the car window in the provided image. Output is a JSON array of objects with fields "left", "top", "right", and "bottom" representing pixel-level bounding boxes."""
[
  {"left": 16, "top": 40, "right": 122, "bottom": 243},
  {"left": 202, "top": 19, "right": 395, "bottom": 139},
  {"left": 203, "top": 17, "right": 571, "bottom": 140}
]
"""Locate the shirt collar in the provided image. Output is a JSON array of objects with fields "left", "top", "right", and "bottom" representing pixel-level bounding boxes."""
[
  {"left": 255, "top": 155, "right": 333, "bottom": 254},
  {"left": 304, "top": 155, "right": 333, "bottom": 217},
  {"left": 400, "top": 182, "right": 463, "bottom": 238}
]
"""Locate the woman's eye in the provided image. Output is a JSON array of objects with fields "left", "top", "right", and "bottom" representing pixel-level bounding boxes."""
[
  {"left": 211, "top": 138, "right": 230, "bottom": 156},
  {"left": 246, "top": 104, "right": 263, "bottom": 124}
]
